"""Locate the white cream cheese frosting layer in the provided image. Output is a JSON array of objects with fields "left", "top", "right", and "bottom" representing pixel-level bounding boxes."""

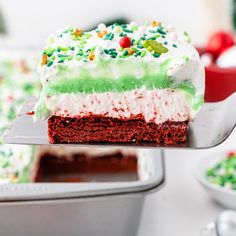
[{"left": 43, "top": 88, "right": 200, "bottom": 124}]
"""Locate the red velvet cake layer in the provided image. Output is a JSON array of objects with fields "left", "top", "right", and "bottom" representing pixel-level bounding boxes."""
[{"left": 48, "top": 115, "right": 188, "bottom": 144}]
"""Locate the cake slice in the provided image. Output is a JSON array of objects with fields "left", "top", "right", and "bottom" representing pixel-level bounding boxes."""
[{"left": 34, "top": 21, "right": 205, "bottom": 144}]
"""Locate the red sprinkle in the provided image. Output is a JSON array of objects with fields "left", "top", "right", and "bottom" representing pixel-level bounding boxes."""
[
  {"left": 26, "top": 111, "right": 35, "bottom": 115},
  {"left": 119, "top": 36, "right": 132, "bottom": 48},
  {"left": 227, "top": 151, "right": 235, "bottom": 159}
]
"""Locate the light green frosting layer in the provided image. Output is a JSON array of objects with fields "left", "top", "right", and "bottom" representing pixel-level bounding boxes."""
[{"left": 43, "top": 58, "right": 196, "bottom": 96}]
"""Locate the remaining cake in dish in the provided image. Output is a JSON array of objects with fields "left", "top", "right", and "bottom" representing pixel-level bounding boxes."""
[
  {"left": 32, "top": 147, "right": 138, "bottom": 182},
  {"left": 34, "top": 21, "right": 205, "bottom": 144},
  {"left": 0, "top": 145, "right": 33, "bottom": 183},
  {"left": 0, "top": 50, "right": 40, "bottom": 183}
]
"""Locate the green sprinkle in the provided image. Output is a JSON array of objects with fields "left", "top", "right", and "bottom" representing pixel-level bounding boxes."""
[
  {"left": 134, "top": 38, "right": 142, "bottom": 45},
  {"left": 149, "top": 29, "right": 157, "bottom": 34},
  {"left": 121, "top": 24, "right": 127, "bottom": 28},
  {"left": 137, "top": 44, "right": 144, "bottom": 49},
  {"left": 157, "top": 27, "right": 166, "bottom": 35},
  {"left": 183, "top": 31, "right": 192, "bottom": 43},
  {"left": 58, "top": 59, "right": 65, "bottom": 63},
  {"left": 134, "top": 50, "right": 141, "bottom": 57},
  {"left": 85, "top": 33, "right": 92, "bottom": 39},
  {"left": 104, "top": 49, "right": 109, "bottom": 54},
  {"left": 104, "top": 32, "right": 114, "bottom": 40},
  {"left": 123, "top": 28, "right": 133, "bottom": 33},
  {"left": 164, "top": 41, "right": 168, "bottom": 45},
  {"left": 143, "top": 40, "right": 168, "bottom": 54},
  {"left": 70, "top": 46, "right": 75, "bottom": 50},
  {"left": 47, "top": 51, "right": 54, "bottom": 57},
  {"left": 123, "top": 50, "right": 129, "bottom": 56},
  {"left": 148, "top": 36, "right": 157, "bottom": 40},
  {"left": 183, "top": 55, "right": 189, "bottom": 62},
  {"left": 58, "top": 46, "right": 69, "bottom": 51},
  {"left": 154, "top": 34, "right": 161, "bottom": 38},
  {"left": 110, "top": 52, "right": 118, "bottom": 57},
  {"left": 91, "top": 46, "right": 96, "bottom": 51},
  {"left": 172, "top": 44, "right": 177, "bottom": 48},
  {"left": 47, "top": 61, "right": 53, "bottom": 67},
  {"left": 63, "top": 29, "right": 70, "bottom": 34},
  {"left": 153, "top": 52, "right": 160, "bottom": 58},
  {"left": 131, "top": 25, "right": 138, "bottom": 31},
  {"left": 119, "top": 32, "right": 127, "bottom": 37},
  {"left": 140, "top": 51, "right": 146, "bottom": 57},
  {"left": 184, "top": 31, "right": 189, "bottom": 36},
  {"left": 77, "top": 50, "right": 84, "bottom": 56},
  {"left": 57, "top": 53, "right": 68, "bottom": 57}
]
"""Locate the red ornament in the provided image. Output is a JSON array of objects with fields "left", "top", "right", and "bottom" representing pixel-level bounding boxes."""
[
  {"left": 119, "top": 36, "right": 132, "bottom": 48},
  {"left": 206, "top": 31, "right": 235, "bottom": 59}
]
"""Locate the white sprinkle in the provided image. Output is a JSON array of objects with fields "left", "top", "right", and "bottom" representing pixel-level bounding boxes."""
[
  {"left": 137, "top": 26, "right": 146, "bottom": 37},
  {"left": 168, "top": 32, "right": 178, "bottom": 41},
  {"left": 130, "top": 21, "right": 138, "bottom": 28},
  {"left": 98, "top": 23, "right": 106, "bottom": 31}
]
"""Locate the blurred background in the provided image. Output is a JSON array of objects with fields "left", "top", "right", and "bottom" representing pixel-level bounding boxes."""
[{"left": 0, "top": 0, "right": 235, "bottom": 47}]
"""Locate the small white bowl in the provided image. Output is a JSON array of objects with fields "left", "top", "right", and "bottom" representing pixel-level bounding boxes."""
[{"left": 194, "top": 150, "right": 236, "bottom": 209}]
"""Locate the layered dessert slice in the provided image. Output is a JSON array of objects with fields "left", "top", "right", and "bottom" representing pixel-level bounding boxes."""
[{"left": 34, "top": 21, "right": 205, "bottom": 144}]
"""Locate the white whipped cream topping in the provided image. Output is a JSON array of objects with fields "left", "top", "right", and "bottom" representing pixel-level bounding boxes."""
[{"left": 44, "top": 88, "right": 197, "bottom": 124}]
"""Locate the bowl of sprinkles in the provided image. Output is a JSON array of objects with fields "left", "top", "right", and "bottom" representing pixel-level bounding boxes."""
[{"left": 195, "top": 150, "right": 236, "bottom": 209}]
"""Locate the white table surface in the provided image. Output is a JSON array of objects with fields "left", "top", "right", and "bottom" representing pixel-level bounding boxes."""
[{"left": 138, "top": 129, "right": 236, "bottom": 236}]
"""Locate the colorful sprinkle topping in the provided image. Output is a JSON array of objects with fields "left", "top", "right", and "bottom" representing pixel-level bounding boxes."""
[{"left": 39, "top": 21, "right": 191, "bottom": 67}]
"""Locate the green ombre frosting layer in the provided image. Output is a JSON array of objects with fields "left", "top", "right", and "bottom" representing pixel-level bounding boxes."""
[{"left": 42, "top": 58, "right": 197, "bottom": 96}]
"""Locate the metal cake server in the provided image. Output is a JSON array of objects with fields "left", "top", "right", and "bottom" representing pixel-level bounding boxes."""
[{"left": 4, "top": 93, "right": 236, "bottom": 149}]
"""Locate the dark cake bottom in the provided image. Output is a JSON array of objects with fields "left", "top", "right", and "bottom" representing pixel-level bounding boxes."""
[
  {"left": 48, "top": 115, "right": 188, "bottom": 144},
  {"left": 33, "top": 151, "right": 138, "bottom": 183}
]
